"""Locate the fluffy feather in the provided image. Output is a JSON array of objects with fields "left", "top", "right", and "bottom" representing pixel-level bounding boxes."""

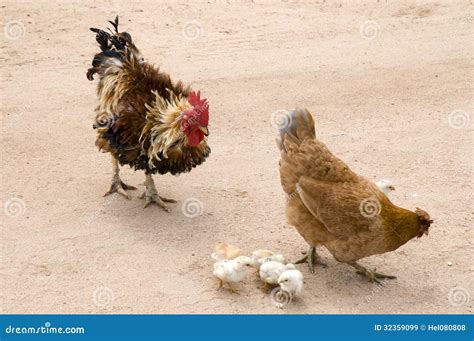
[
  {"left": 259, "top": 262, "right": 295, "bottom": 286},
  {"left": 213, "top": 256, "right": 253, "bottom": 293},
  {"left": 250, "top": 250, "right": 285, "bottom": 269},
  {"left": 278, "top": 269, "right": 304, "bottom": 297},
  {"left": 211, "top": 242, "right": 243, "bottom": 261}
]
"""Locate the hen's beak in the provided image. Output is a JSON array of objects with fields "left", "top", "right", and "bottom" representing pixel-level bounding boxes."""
[{"left": 199, "top": 126, "right": 209, "bottom": 136}]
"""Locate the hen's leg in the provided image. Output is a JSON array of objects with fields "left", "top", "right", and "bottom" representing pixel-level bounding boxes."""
[
  {"left": 104, "top": 157, "right": 137, "bottom": 199},
  {"left": 139, "top": 173, "right": 177, "bottom": 211},
  {"left": 349, "top": 262, "right": 396, "bottom": 285},
  {"left": 295, "top": 246, "right": 327, "bottom": 273}
]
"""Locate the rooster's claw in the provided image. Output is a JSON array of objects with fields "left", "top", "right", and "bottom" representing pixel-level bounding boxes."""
[{"left": 104, "top": 174, "right": 137, "bottom": 200}]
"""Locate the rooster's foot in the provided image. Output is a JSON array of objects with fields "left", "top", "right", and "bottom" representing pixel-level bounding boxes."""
[
  {"left": 139, "top": 191, "right": 176, "bottom": 211},
  {"left": 295, "top": 246, "right": 327, "bottom": 273},
  {"left": 350, "top": 262, "right": 396, "bottom": 285},
  {"left": 141, "top": 173, "right": 177, "bottom": 211},
  {"left": 104, "top": 174, "right": 137, "bottom": 200}
]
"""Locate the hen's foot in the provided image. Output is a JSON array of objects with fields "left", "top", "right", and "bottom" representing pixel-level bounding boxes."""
[
  {"left": 295, "top": 246, "right": 327, "bottom": 273},
  {"left": 350, "top": 262, "right": 396, "bottom": 285},
  {"left": 141, "top": 174, "right": 177, "bottom": 211},
  {"left": 104, "top": 174, "right": 137, "bottom": 200}
]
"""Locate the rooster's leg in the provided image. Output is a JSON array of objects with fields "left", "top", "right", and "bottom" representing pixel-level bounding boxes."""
[
  {"left": 295, "top": 246, "right": 327, "bottom": 273},
  {"left": 104, "top": 157, "right": 137, "bottom": 199},
  {"left": 139, "top": 173, "right": 177, "bottom": 211},
  {"left": 349, "top": 262, "right": 397, "bottom": 285}
]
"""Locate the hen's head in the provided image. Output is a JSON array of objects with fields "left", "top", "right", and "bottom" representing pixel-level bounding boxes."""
[
  {"left": 181, "top": 91, "right": 209, "bottom": 147},
  {"left": 415, "top": 207, "right": 433, "bottom": 238}
]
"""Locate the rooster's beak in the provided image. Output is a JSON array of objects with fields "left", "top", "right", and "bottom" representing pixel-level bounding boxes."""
[{"left": 199, "top": 126, "right": 209, "bottom": 136}]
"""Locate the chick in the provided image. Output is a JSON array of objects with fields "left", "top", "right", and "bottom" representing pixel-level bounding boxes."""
[
  {"left": 251, "top": 250, "right": 285, "bottom": 269},
  {"left": 376, "top": 179, "right": 396, "bottom": 196},
  {"left": 250, "top": 250, "right": 274, "bottom": 268},
  {"left": 211, "top": 242, "right": 243, "bottom": 261},
  {"left": 259, "top": 262, "right": 295, "bottom": 291},
  {"left": 213, "top": 256, "right": 253, "bottom": 293},
  {"left": 278, "top": 269, "right": 304, "bottom": 300}
]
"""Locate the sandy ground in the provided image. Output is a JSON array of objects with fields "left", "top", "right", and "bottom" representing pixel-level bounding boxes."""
[{"left": 1, "top": 0, "right": 473, "bottom": 314}]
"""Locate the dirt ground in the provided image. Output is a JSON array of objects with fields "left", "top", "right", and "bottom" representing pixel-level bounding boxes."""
[{"left": 1, "top": 0, "right": 472, "bottom": 314}]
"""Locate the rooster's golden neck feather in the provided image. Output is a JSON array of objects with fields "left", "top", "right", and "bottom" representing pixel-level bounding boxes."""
[{"left": 141, "top": 90, "right": 191, "bottom": 168}]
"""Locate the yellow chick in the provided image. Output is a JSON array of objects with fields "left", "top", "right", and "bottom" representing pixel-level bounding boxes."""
[
  {"left": 251, "top": 250, "right": 285, "bottom": 269},
  {"left": 259, "top": 262, "right": 295, "bottom": 291},
  {"left": 213, "top": 256, "right": 253, "bottom": 294},
  {"left": 211, "top": 242, "right": 243, "bottom": 261}
]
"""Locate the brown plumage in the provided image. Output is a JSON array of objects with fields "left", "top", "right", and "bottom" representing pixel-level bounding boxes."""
[
  {"left": 87, "top": 16, "right": 210, "bottom": 210},
  {"left": 277, "top": 109, "right": 433, "bottom": 283}
]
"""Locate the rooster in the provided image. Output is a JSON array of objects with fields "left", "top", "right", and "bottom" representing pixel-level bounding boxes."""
[
  {"left": 277, "top": 109, "right": 433, "bottom": 283},
  {"left": 87, "top": 17, "right": 210, "bottom": 211}
]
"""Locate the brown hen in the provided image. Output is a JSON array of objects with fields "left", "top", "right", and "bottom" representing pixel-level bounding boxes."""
[{"left": 277, "top": 109, "right": 433, "bottom": 283}]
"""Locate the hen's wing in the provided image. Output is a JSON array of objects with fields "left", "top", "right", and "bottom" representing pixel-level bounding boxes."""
[{"left": 296, "top": 176, "right": 385, "bottom": 238}]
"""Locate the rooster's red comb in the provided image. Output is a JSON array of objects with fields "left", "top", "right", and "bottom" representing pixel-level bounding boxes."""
[{"left": 188, "top": 91, "right": 207, "bottom": 108}]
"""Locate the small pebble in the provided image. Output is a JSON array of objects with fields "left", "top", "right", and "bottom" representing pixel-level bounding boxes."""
[{"left": 447, "top": 262, "right": 452, "bottom": 266}]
